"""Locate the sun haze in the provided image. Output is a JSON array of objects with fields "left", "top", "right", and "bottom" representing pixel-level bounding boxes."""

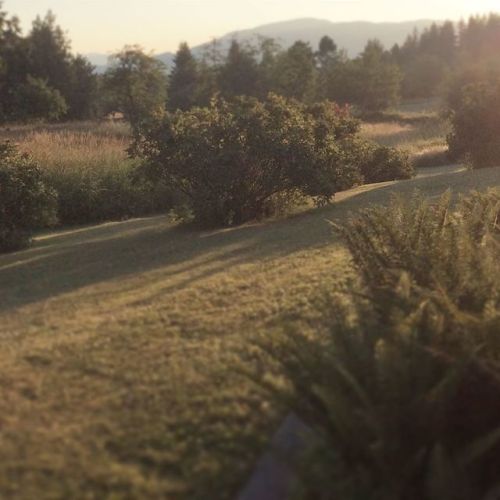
[{"left": 6, "top": 0, "right": 499, "bottom": 54}]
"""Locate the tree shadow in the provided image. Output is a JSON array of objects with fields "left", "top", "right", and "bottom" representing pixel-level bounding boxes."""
[{"left": 1, "top": 165, "right": 498, "bottom": 313}]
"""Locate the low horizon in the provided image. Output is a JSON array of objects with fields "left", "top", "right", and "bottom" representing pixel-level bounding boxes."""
[{"left": 6, "top": 0, "right": 499, "bottom": 54}]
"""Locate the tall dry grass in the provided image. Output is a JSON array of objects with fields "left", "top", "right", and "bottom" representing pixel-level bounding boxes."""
[{"left": 0, "top": 122, "right": 173, "bottom": 225}]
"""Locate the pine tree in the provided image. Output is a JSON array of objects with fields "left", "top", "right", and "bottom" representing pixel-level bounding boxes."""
[
  {"left": 168, "top": 42, "right": 199, "bottom": 111},
  {"left": 218, "top": 40, "right": 259, "bottom": 98},
  {"left": 272, "top": 41, "right": 317, "bottom": 101}
]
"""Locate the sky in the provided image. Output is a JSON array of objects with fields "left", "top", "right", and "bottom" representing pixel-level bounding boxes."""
[{"left": 5, "top": 0, "right": 500, "bottom": 55}]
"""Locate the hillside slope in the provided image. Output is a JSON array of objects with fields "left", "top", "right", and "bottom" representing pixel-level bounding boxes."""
[{"left": 0, "top": 165, "right": 499, "bottom": 499}]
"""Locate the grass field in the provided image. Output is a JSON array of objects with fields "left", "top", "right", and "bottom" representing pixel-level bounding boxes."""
[
  {"left": 360, "top": 105, "right": 450, "bottom": 167},
  {"left": 1, "top": 159, "right": 500, "bottom": 498}
]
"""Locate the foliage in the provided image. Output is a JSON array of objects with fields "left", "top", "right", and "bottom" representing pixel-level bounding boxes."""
[
  {"left": 11, "top": 127, "right": 175, "bottom": 226},
  {"left": 323, "top": 40, "right": 402, "bottom": 113},
  {"left": 134, "top": 95, "right": 412, "bottom": 226},
  {"left": 0, "top": 141, "right": 56, "bottom": 251},
  {"left": 271, "top": 41, "right": 317, "bottom": 102},
  {"left": 356, "top": 40, "right": 402, "bottom": 113},
  {"left": 447, "top": 79, "right": 500, "bottom": 168},
  {"left": 13, "top": 75, "right": 68, "bottom": 122},
  {"left": 357, "top": 143, "right": 413, "bottom": 183},
  {"left": 168, "top": 42, "right": 200, "bottom": 111},
  {"left": 0, "top": 6, "right": 97, "bottom": 122},
  {"left": 218, "top": 40, "right": 260, "bottom": 99},
  {"left": 393, "top": 22, "right": 456, "bottom": 99},
  {"left": 134, "top": 95, "right": 367, "bottom": 226},
  {"left": 103, "top": 46, "right": 168, "bottom": 130},
  {"left": 264, "top": 189, "right": 500, "bottom": 500}
]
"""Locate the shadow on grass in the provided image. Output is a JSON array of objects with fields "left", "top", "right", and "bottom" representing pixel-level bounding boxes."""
[{"left": 1, "top": 165, "right": 499, "bottom": 313}]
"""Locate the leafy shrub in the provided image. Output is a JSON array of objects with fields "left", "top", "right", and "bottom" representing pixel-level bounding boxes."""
[
  {"left": 0, "top": 142, "right": 57, "bottom": 251},
  {"left": 447, "top": 80, "right": 500, "bottom": 168},
  {"left": 133, "top": 94, "right": 412, "bottom": 227},
  {"left": 357, "top": 143, "right": 414, "bottom": 183},
  {"left": 263, "top": 190, "right": 500, "bottom": 500}
]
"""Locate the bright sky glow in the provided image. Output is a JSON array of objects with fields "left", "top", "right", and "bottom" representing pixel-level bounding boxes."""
[{"left": 5, "top": 0, "right": 500, "bottom": 54}]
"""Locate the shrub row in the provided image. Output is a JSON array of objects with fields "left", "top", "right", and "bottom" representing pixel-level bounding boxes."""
[{"left": 1, "top": 95, "right": 413, "bottom": 251}]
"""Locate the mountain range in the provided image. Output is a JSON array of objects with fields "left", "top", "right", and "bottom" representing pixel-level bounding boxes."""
[{"left": 87, "top": 18, "right": 437, "bottom": 73}]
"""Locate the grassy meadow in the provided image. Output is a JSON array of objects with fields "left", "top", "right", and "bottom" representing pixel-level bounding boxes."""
[
  {"left": 1, "top": 108, "right": 499, "bottom": 498},
  {"left": 360, "top": 98, "right": 451, "bottom": 167}
]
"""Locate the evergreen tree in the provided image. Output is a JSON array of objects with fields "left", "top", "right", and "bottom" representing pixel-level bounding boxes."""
[
  {"left": 256, "top": 37, "right": 281, "bottom": 98},
  {"left": 315, "top": 36, "right": 345, "bottom": 100},
  {"left": 272, "top": 41, "right": 316, "bottom": 101},
  {"left": 357, "top": 40, "right": 402, "bottom": 112},
  {"left": 168, "top": 42, "right": 199, "bottom": 111},
  {"left": 316, "top": 36, "right": 338, "bottom": 68},
  {"left": 66, "top": 55, "right": 98, "bottom": 119},
  {"left": 26, "top": 11, "right": 72, "bottom": 94},
  {"left": 0, "top": 3, "right": 29, "bottom": 120},
  {"left": 25, "top": 11, "right": 97, "bottom": 119},
  {"left": 218, "top": 40, "right": 259, "bottom": 98}
]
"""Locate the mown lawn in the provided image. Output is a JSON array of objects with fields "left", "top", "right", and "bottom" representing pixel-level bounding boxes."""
[{"left": 1, "top": 163, "right": 499, "bottom": 499}]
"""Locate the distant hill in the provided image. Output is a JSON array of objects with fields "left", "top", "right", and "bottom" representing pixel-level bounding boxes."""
[{"left": 86, "top": 18, "right": 436, "bottom": 73}]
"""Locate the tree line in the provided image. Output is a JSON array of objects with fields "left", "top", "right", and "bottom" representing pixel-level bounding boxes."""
[
  {"left": 1, "top": 1, "right": 500, "bottom": 124},
  {"left": 0, "top": 5, "right": 96, "bottom": 121}
]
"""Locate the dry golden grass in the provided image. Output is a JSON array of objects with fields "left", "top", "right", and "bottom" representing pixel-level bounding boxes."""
[
  {"left": 1, "top": 161, "right": 499, "bottom": 499},
  {"left": 360, "top": 116, "right": 450, "bottom": 164},
  {"left": 360, "top": 97, "right": 450, "bottom": 167},
  {"left": 0, "top": 120, "right": 131, "bottom": 141},
  {"left": 0, "top": 122, "right": 133, "bottom": 174}
]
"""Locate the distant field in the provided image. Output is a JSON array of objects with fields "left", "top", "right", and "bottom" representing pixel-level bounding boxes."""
[
  {"left": 360, "top": 99, "right": 450, "bottom": 167},
  {"left": 1, "top": 162, "right": 499, "bottom": 499}
]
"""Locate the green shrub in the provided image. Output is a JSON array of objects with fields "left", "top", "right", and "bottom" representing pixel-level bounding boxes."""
[
  {"left": 447, "top": 80, "right": 500, "bottom": 168},
  {"left": 0, "top": 142, "right": 57, "bottom": 251},
  {"left": 263, "top": 190, "right": 500, "bottom": 500},
  {"left": 45, "top": 162, "right": 174, "bottom": 225},
  {"left": 357, "top": 143, "right": 414, "bottom": 183},
  {"left": 133, "top": 94, "right": 412, "bottom": 227},
  {"left": 133, "top": 95, "right": 359, "bottom": 226}
]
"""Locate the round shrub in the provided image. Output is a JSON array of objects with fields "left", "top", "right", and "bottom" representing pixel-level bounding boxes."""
[
  {"left": 358, "top": 143, "right": 414, "bottom": 183},
  {"left": 133, "top": 95, "right": 366, "bottom": 227},
  {"left": 0, "top": 142, "right": 57, "bottom": 252}
]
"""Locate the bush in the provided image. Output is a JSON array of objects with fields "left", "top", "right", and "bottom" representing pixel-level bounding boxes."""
[
  {"left": 0, "top": 142, "right": 57, "bottom": 252},
  {"left": 357, "top": 143, "right": 414, "bottom": 183},
  {"left": 447, "top": 80, "right": 500, "bottom": 168},
  {"left": 263, "top": 190, "right": 500, "bottom": 499},
  {"left": 133, "top": 94, "right": 412, "bottom": 227}
]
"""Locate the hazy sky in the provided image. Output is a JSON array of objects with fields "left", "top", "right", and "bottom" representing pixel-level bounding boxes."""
[{"left": 6, "top": 0, "right": 499, "bottom": 54}]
